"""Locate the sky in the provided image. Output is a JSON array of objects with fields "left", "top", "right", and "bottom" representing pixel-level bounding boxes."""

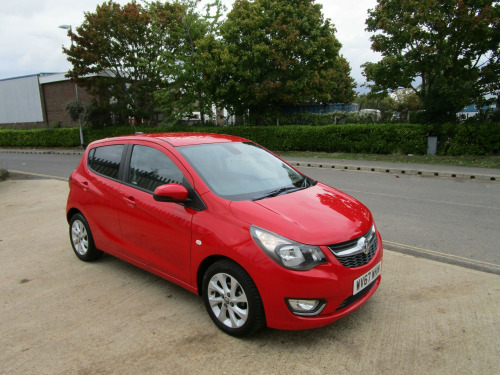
[{"left": 0, "top": 0, "right": 381, "bottom": 91}]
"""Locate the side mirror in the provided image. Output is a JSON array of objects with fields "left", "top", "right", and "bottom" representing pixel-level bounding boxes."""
[{"left": 153, "top": 183, "right": 189, "bottom": 202}]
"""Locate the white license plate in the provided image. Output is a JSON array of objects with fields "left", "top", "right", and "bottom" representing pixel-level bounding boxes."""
[{"left": 353, "top": 262, "right": 382, "bottom": 295}]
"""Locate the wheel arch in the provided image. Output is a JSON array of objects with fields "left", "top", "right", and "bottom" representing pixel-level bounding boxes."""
[
  {"left": 66, "top": 207, "right": 82, "bottom": 223},
  {"left": 196, "top": 255, "right": 239, "bottom": 296}
]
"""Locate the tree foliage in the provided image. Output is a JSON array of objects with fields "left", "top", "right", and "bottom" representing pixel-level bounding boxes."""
[
  {"left": 154, "top": 0, "right": 225, "bottom": 125},
  {"left": 64, "top": 0, "right": 356, "bottom": 126},
  {"left": 362, "top": 0, "right": 500, "bottom": 123},
  {"left": 213, "top": 0, "right": 355, "bottom": 123},
  {"left": 64, "top": 1, "right": 187, "bottom": 124}
]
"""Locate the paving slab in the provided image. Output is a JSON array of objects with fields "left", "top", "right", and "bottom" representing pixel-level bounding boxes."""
[{"left": 0, "top": 179, "right": 499, "bottom": 375}]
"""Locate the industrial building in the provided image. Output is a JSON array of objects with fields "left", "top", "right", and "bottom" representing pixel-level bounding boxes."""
[{"left": 0, "top": 73, "right": 93, "bottom": 128}]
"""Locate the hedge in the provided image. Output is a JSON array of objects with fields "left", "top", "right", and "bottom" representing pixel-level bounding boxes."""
[
  {"left": 430, "top": 122, "right": 500, "bottom": 156},
  {"left": 0, "top": 123, "right": 498, "bottom": 156}
]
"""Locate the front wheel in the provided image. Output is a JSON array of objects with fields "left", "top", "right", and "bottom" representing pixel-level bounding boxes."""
[
  {"left": 202, "top": 260, "right": 265, "bottom": 337},
  {"left": 69, "top": 213, "right": 102, "bottom": 261}
]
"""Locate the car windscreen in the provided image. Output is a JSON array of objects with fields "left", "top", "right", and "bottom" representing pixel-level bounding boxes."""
[{"left": 178, "top": 142, "right": 314, "bottom": 201}]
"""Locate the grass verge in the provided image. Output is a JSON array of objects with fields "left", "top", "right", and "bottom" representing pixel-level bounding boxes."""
[{"left": 276, "top": 151, "right": 500, "bottom": 169}]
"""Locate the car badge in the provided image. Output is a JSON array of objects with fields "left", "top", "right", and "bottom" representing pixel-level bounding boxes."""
[
  {"left": 362, "top": 240, "right": 370, "bottom": 255},
  {"left": 357, "top": 237, "right": 369, "bottom": 255}
]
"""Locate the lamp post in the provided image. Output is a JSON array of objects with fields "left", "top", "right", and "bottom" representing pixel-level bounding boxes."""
[{"left": 59, "top": 25, "right": 85, "bottom": 149}]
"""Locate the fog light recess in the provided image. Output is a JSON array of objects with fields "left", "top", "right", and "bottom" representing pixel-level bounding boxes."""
[{"left": 286, "top": 298, "right": 326, "bottom": 316}]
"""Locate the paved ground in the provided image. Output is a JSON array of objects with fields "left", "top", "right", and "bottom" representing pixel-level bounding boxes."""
[{"left": 1, "top": 178, "right": 499, "bottom": 375}]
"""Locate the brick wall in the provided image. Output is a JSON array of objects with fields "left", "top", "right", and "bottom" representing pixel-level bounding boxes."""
[{"left": 42, "top": 81, "right": 94, "bottom": 127}]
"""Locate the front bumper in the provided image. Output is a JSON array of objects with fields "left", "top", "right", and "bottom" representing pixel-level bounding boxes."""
[{"left": 253, "top": 234, "right": 383, "bottom": 330}]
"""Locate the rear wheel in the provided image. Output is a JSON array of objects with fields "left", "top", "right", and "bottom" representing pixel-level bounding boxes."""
[
  {"left": 69, "top": 213, "right": 102, "bottom": 261},
  {"left": 202, "top": 260, "right": 265, "bottom": 337}
]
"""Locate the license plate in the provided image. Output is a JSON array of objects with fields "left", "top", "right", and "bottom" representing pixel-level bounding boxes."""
[{"left": 353, "top": 262, "right": 382, "bottom": 295}]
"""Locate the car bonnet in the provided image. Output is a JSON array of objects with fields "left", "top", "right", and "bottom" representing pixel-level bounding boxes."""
[{"left": 229, "top": 183, "right": 373, "bottom": 246}]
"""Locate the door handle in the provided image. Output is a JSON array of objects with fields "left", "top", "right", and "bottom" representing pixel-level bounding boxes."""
[
  {"left": 123, "top": 196, "right": 136, "bottom": 208},
  {"left": 82, "top": 181, "right": 89, "bottom": 191}
]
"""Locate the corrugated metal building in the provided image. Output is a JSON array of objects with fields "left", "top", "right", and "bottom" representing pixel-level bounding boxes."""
[
  {"left": 457, "top": 103, "right": 498, "bottom": 119},
  {"left": 0, "top": 74, "right": 46, "bottom": 126},
  {"left": 0, "top": 73, "right": 93, "bottom": 128}
]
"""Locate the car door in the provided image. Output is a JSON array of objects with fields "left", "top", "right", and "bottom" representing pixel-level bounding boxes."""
[
  {"left": 82, "top": 143, "right": 126, "bottom": 253},
  {"left": 117, "top": 142, "right": 194, "bottom": 284}
]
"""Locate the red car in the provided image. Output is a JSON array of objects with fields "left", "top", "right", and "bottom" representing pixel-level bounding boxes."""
[{"left": 66, "top": 133, "right": 382, "bottom": 336}]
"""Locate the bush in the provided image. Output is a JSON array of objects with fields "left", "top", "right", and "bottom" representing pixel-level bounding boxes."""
[
  {"left": 1, "top": 123, "right": 498, "bottom": 156},
  {"left": 431, "top": 122, "right": 500, "bottom": 156},
  {"left": 0, "top": 128, "right": 81, "bottom": 148}
]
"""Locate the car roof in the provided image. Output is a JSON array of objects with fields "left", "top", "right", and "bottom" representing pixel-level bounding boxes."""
[{"left": 97, "top": 132, "right": 250, "bottom": 147}]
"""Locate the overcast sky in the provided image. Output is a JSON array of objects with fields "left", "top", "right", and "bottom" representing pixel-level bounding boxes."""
[{"left": 0, "top": 0, "right": 381, "bottom": 91}]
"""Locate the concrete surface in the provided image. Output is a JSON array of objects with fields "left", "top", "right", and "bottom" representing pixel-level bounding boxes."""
[{"left": 1, "top": 178, "right": 499, "bottom": 375}]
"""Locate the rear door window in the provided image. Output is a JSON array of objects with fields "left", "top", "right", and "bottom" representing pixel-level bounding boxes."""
[{"left": 88, "top": 144, "right": 125, "bottom": 180}]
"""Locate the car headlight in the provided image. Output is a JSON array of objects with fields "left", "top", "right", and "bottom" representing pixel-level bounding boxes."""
[{"left": 250, "top": 226, "right": 327, "bottom": 270}]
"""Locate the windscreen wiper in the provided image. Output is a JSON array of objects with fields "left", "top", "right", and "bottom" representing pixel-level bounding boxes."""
[{"left": 252, "top": 185, "right": 304, "bottom": 201}]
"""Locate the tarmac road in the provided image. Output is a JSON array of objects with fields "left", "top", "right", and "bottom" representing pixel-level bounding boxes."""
[
  {"left": 1, "top": 150, "right": 499, "bottom": 274},
  {"left": 0, "top": 178, "right": 499, "bottom": 375},
  {"left": 0, "top": 151, "right": 81, "bottom": 181},
  {"left": 296, "top": 165, "right": 500, "bottom": 274}
]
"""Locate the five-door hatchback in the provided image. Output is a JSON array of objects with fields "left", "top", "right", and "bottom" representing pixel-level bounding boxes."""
[{"left": 66, "top": 133, "right": 383, "bottom": 336}]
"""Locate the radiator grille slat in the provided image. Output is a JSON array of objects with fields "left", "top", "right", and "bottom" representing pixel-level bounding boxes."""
[{"left": 327, "top": 229, "right": 378, "bottom": 268}]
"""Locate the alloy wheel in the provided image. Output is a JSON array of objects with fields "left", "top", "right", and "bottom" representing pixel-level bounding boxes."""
[
  {"left": 71, "top": 219, "right": 88, "bottom": 256},
  {"left": 207, "top": 272, "right": 249, "bottom": 329}
]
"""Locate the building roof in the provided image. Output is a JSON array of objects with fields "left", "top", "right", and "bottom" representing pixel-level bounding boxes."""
[{"left": 0, "top": 73, "right": 61, "bottom": 82}]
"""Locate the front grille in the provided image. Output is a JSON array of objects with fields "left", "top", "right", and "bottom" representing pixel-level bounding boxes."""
[
  {"left": 327, "top": 228, "right": 378, "bottom": 268},
  {"left": 336, "top": 279, "right": 376, "bottom": 311}
]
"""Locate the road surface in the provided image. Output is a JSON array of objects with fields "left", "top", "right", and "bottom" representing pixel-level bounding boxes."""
[{"left": 1, "top": 151, "right": 499, "bottom": 274}]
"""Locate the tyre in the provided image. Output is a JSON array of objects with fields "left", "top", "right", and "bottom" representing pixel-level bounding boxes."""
[
  {"left": 202, "top": 260, "right": 265, "bottom": 337},
  {"left": 69, "top": 213, "right": 103, "bottom": 261}
]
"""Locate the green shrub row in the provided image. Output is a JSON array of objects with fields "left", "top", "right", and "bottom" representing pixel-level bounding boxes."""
[
  {"left": 0, "top": 123, "right": 498, "bottom": 155},
  {"left": 0, "top": 128, "right": 81, "bottom": 148},
  {"left": 430, "top": 122, "right": 500, "bottom": 156}
]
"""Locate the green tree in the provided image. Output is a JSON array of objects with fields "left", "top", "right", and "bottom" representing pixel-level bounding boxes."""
[
  {"left": 362, "top": 0, "right": 500, "bottom": 123},
  {"left": 63, "top": 1, "right": 186, "bottom": 125},
  {"left": 214, "top": 0, "right": 355, "bottom": 123},
  {"left": 324, "top": 56, "right": 357, "bottom": 104},
  {"left": 154, "top": 0, "right": 225, "bottom": 125}
]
